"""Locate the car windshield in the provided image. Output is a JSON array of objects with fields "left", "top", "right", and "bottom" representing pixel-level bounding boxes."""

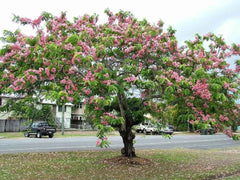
[{"left": 41, "top": 123, "right": 48, "bottom": 126}]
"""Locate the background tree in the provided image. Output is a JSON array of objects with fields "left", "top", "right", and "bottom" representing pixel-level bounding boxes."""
[
  {"left": 38, "top": 104, "right": 56, "bottom": 126},
  {"left": 0, "top": 97, "right": 55, "bottom": 126},
  {"left": 0, "top": 10, "right": 239, "bottom": 158}
]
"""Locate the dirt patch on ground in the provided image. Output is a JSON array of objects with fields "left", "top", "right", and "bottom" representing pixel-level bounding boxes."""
[{"left": 102, "top": 156, "right": 154, "bottom": 166}]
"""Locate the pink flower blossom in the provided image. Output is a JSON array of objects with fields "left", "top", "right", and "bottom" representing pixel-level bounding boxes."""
[
  {"left": 51, "top": 68, "right": 56, "bottom": 73},
  {"left": 60, "top": 79, "right": 66, "bottom": 84},
  {"left": 141, "top": 92, "right": 147, "bottom": 98},
  {"left": 9, "top": 74, "right": 15, "bottom": 80},
  {"left": 224, "top": 117, "right": 229, "bottom": 121},
  {"left": 83, "top": 89, "right": 91, "bottom": 95},
  {"left": 192, "top": 79, "right": 211, "bottom": 100},
  {"left": 224, "top": 130, "right": 234, "bottom": 137},
  {"left": 219, "top": 115, "right": 225, "bottom": 121},
  {"left": 20, "top": 17, "right": 32, "bottom": 24},
  {"left": 211, "top": 118, "right": 216, "bottom": 123},
  {"left": 101, "top": 120, "right": 108, "bottom": 125},
  {"left": 202, "top": 115, "right": 209, "bottom": 121},
  {"left": 45, "top": 68, "right": 50, "bottom": 76},
  {"left": 105, "top": 73, "right": 109, "bottom": 78},
  {"left": 83, "top": 71, "right": 95, "bottom": 81},
  {"left": 187, "top": 103, "right": 193, "bottom": 107},
  {"left": 84, "top": 98, "right": 88, "bottom": 104},
  {"left": 11, "top": 43, "right": 21, "bottom": 51},
  {"left": 223, "top": 82, "right": 229, "bottom": 89},
  {"left": 96, "top": 139, "right": 101, "bottom": 146},
  {"left": 204, "top": 103, "right": 209, "bottom": 108},
  {"left": 26, "top": 75, "right": 37, "bottom": 83},
  {"left": 103, "top": 112, "right": 117, "bottom": 119},
  {"left": 94, "top": 106, "right": 99, "bottom": 110},
  {"left": 124, "top": 46, "right": 134, "bottom": 54},
  {"left": 189, "top": 120, "right": 195, "bottom": 125},
  {"left": 123, "top": 76, "right": 138, "bottom": 83},
  {"left": 68, "top": 96, "right": 73, "bottom": 102},
  {"left": 177, "top": 89, "right": 182, "bottom": 93},
  {"left": 101, "top": 80, "right": 117, "bottom": 86},
  {"left": 32, "top": 15, "right": 43, "bottom": 26},
  {"left": 138, "top": 63, "right": 143, "bottom": 72},
  {"left": 14, "top": 86, "right": 21, "bottom": 91},
  {"left": 229, "top": 88, "right": 237, "bottom": 92}
]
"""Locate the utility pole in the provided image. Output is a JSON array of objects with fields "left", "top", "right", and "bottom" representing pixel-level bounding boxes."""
[{"left": 61, "top": 104, "right": 65, "bottom": 135}]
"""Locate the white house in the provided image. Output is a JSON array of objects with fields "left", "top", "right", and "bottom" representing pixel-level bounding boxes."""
[
  {"left": 0, "top": 94, "right": 22, "bottom": 120},
  {"left": 0, "top": 94, "right": 87, "bottom": 131},
  {"left": 38, "top": 99, "right": 73, "bottom": 129},
  {"left": 71, "top": 102, "right": 87, "bottom": 129}
]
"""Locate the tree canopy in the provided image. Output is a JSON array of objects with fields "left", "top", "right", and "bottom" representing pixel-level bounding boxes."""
[{"left": 0, "top": 9, "right": 239, "bottom": 157}]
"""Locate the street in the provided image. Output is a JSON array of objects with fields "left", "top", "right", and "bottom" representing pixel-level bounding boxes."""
[{"left": 0, "top": 134, "right": 240, "bottom": 154}]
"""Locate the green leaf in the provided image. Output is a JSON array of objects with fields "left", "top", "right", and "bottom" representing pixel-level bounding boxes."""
[
  {"left": 108, "top": 85, "right": 118, "bottom": 93},
  {"left": 183, "top": 89, "right": 190, "bottom": 95},
  {"left": 66, "top": 34, "right": 79, "bottom": 45},
  {"left": 165, "top": 86, "right": 174, "bottom": 94},
  {"left": 159, "top": 78, "right": 165, "bottom": 84},
  {"left": 194, "top": 68, "right": 209, "bottom": 79},
  {"left": 236, "top": 60, "right": 240, "bottom": 66},
  {"left": 210, "top": 83, "right": 222, "bottom": 91}
]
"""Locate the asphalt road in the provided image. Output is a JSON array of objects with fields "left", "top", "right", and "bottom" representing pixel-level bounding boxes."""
[{"left": 0, "top": 134, "right": 240, "bottom": 154}]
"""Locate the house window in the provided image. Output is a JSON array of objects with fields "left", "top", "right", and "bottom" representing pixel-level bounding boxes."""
[
  {"left": 74, "top": 103, "right": 83, "bottom": 109},
  {"left": 58, "top": 105, "right": 66, "bottom": 112}
]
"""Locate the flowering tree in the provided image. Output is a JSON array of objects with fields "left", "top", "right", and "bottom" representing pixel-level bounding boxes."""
[{"left": 0, "top": 10, "right": 239, "bottom": 157}]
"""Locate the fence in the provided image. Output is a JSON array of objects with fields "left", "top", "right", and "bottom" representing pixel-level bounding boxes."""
[{"left": 0, "top": 119, "right": 28, "bottom": 132}]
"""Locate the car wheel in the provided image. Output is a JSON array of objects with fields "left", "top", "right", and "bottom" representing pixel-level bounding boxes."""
[
  {"left": 37, "top": 132, "right": 42, "bottom": 138},
  {"left": 49, "top": 134, "right": 53, "bottom": 138},
  {"left": 24, "top": 132, "right": 29, "bottom": 137}
]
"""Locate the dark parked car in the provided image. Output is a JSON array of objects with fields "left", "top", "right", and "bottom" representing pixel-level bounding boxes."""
[{"left": 24, "top": 121, "right": 56, "bottom": 138}]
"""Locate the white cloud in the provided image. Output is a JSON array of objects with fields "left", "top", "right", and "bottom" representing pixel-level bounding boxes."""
[
  {"left": 0, "top": 0, "right": 240, "bottom": 47},
  {"left": 216, "top": 19, "right": 240, "bottom": 44}
]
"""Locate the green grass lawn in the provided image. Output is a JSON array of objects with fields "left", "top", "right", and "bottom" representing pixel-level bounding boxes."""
[
  {"left": 0, "top": 130, "right": 119, "bottom": 139},
  {"left": 0, "top": 132, "right": 24, "bottom": 138},
  {"left": 0, "top": 148, "right": 240, "bottom": 180}
]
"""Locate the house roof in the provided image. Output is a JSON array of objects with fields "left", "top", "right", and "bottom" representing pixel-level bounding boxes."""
[
  {"left": 0, "top": 93, "right": 24, "bottom": 98},
  {"left": 0, "top": 94, "right": 73, "bottom": 106}
]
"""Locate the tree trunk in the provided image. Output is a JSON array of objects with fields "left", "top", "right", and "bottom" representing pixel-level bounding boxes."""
[
  {"left": 119, "top": 126, "right": 136, "bottom": 158},
  {"left": 117, "top": 93, "right": 136, "bottom": 158}
]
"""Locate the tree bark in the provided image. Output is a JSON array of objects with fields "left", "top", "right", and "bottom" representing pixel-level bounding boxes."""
[
  {"left": 117, "top": 92, "right": 136, "bottom": 158},
  {"left": 119, "top": 126, "right": 136, "bottom": 158}
]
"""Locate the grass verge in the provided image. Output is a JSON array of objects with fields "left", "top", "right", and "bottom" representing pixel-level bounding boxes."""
[
  {"left": 0, "top": 130, "right": 120, "bottom": 139},
  {"left": 0, "top": 147, "right": 240, "bottom": 180}
]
